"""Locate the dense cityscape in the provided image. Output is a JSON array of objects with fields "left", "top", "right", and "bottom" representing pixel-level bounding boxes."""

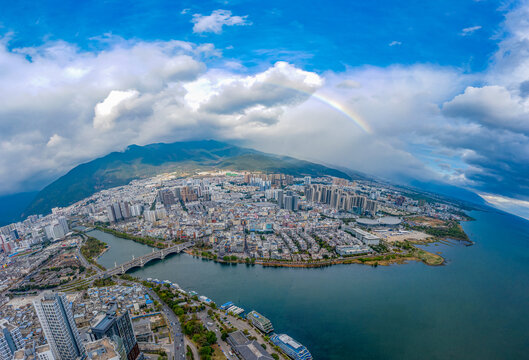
[
  {"left": 0, "top": 170, "right": 473, "bottom": 360},
  {"left": 2, "top": 0, "right": 529, "bottom": 358}
]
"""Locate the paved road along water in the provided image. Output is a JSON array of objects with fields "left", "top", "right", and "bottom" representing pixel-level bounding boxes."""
[{"left": 89, "top": 210, "right": 529, "bottom": 359}]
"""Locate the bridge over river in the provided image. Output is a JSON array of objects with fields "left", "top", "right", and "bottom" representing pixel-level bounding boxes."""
[{"left": 104, "top": 241, "right": 193, "bottom": 276}]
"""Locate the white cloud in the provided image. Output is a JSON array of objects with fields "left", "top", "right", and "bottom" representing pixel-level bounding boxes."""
[
  {"left": 191, "top": 10, "right": 251, "bottom": 34},
  {"left": 46, "top": 134, "right": 64, "bottom": 147},
  {"left": 336, "top": 79, "right": 361, "bottom": 89},
  {"left": 1, "top": 1, "right": 529, "bottom": 221},
  {"left": 93, "top": 90, "right": 139, "bottom": 130},
  {"left": 193, "top": 61, "right": 323, "bottom": 114},
  {"left": 442, "top": 85, "right": 529, "bottom": 134},
  {"left": 480, "top": 194, "right": 529, "bottom": 220},
  {"left": 461, "top": 25, "right": 482, "bottom": 36},
  {"left": 388, "top": 40, "right": 402, "bottom": 46}
]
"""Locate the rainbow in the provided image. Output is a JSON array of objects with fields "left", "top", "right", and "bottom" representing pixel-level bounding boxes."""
[
  {"left": 310, "top": 92, "right": 373, "bottom": 134},
  {"left": 268, "top": 82, "right": 373, "bottom": 134}
]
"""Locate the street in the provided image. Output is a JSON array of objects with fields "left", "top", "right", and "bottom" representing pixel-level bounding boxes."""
[
  {"left": 146, "top": 288, "right": 186, "bottom": 360},
  {"left": 195, "top": 309, "right": 234, "bottom": 360}
]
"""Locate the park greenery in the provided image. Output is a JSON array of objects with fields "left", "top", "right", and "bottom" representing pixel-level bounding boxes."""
[
  {"left": 412, "top": 221, "right": 469, "bottom": 241},
  {"left": 80, "top": 236, "right": 107, "bottom": 270},
  {"left": 144, "top": 282, "right": 218, "bottom": 360},
  {"left": 81, "top": 236, "right": 107, "bottom": 260},
  {"left": 95, "top": 226, "right": 168, "bottom": 248},
  {"left": 93, "top": 277, "right": 116, "bottom": 287},
  {"left": 181, "top": 315, "right": 217, "bottom": 360}
]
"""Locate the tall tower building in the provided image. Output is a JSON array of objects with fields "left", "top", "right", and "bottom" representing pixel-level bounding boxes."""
[
  {"left": 91, "top": 304, "right": 140, "bottom": 360},
  {"left": 0, "top": 320, "right": 25, "bottom": 360},
  {"left": 33, "top": 292, "right": 86, "bottom": 360},
  {"left": 107, "top": 206, "right": 116, "bottom": 223},
  {"left": 58, "top": 217, "right": 69, "bottom": 235},
  {"left": 120, "top": 202, "right": 131, "bottom": 219},
  {"left": 112, "top": 203, "right": 123, "bottom": 221}
]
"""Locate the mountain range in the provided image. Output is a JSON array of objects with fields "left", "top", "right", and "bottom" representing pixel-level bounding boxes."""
[{"left": 22, "top": 140, "right": 351, "bottom": 217}]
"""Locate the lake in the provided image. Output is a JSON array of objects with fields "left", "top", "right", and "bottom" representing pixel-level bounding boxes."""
[{"left": 89, "top": 210, "right": 529, "bottom": 359}]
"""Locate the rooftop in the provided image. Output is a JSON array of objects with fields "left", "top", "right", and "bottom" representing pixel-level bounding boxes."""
[
  {"left": 248, "top": 311, "right": 271, "bottom": 325},
  {"left": 86, "top": 338, "right": 120, "bottom": 360}
]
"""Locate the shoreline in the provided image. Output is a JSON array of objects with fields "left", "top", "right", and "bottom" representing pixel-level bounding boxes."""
[
  {"left": 86, "top": 217, "right": 474, "bottom": 270},
  {"left": 95, "top": 245, "right": 110, "bottom": 260},
  {"left": 184, "top": 245, "right": 445, "bottom": 267},
  {"left": 93, "top": 226, "right": 167, "bottom": 249}
]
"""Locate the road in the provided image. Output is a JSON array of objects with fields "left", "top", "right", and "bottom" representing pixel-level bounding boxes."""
[
  {"left": 145, "top": 288, "right": 186, "bottom": 360},
  {"left": 195, "top": 310, "right": 233, "bottom": 360}
]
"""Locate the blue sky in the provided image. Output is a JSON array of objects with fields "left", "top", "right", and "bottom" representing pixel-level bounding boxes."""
[
  {"left": 0, "top": 0, "right": 528, "bottom": 219},
  {"left": 1, "top": 0, "right": 505, "bottom": 71}
]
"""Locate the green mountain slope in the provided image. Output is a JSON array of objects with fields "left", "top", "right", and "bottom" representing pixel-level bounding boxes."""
[{"left": 23, "top": 140, "right": 350, "bottom": 216}]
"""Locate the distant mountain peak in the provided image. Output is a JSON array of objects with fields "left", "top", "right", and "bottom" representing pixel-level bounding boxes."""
[{"left": 22, "top": 140, "right": 350, "bottom": 216}]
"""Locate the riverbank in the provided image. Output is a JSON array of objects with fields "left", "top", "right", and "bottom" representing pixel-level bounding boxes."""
[
  {"left": 94, "top": 226, "right": 168, "bottom": 248},
  {"left": 185, "top": 244, "right": 444, "bottom": 267},
  {"left": 405, "top": 217, "right": 474, "bottom": 245},
  {"left": 80, "top": 235, "right": 108, "bottom": 270}
]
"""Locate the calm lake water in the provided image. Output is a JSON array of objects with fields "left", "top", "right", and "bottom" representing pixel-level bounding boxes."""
[{"left": 89, "top": 210, "right": 529, "bottom": 359}]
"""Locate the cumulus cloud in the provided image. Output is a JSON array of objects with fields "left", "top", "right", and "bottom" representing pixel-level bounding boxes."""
[
  {"left": 46, "top": 134, "right": 64, "bottom": 147},
  {"left": 191, "top": 10, "right": 251, "bottom": 34},
  {"left": 388, "top": 40, "right": 402, "bottom": 46},
  {"left": 195, "top": 61, "right": 323, "bottom": 114},
  {"left": 0, "top": 38, "right": 325, "bottom": 195},
  {"left": 442, "top": 85, "right": 529, "bottom": 134},
  {"left": 93, "top": 90, "right": 139, "bottom": 130}
]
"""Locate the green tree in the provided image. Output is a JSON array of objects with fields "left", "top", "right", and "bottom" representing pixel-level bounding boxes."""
[
  {"left": 206, "top": 331, "right": 217, "bottom": 345},
  {"left": 198, "top": 346, "right": 212, "bottom": 357}
]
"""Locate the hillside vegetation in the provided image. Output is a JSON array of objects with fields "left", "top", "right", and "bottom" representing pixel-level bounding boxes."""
[{"left": 24, "top": 140, "right": 351, "bottom": 216}]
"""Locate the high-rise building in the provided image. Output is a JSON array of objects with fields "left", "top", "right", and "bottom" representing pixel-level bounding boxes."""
[
  {"left": 276, "top": 190, "right": 284, "bottom": 209},
  {"left": 107, "top": 206, "right": 116, "bottom": 223},
  {"left": 130, "top": 205, "right": 143, "bottom": 217},
  {"left": 91, "top": 305, "right": 140, "bottom": 360},
  {"left": 365, "top": 199, "right": 378, "bottom": 214},
  {"left": 58, "top": 217, "right": 69, "bottom": 236},
  {"left": 45, "top": 223, "right": 65, "bottom": 241},
  {"left": 0, "top": 236, "right": 13, "bottom": 255},
  {"left": 173, "top": 188, "right": 181, "bottom": 201},
  {"left": 180, "top": 187, "right": 197, "bottom": 202},
  {"left": 9, "top": 229, "right": 19, "bottom": 241},
  {"left": 33, "top": 292, "right": 86, "bottom": 360},
  {"left": 0, "top": 320, "right": 25, "bottom": 360},
  {"left": 120, "top": 202, "right": 131, "bottom": 219},
  {"left": 143, "top": 210, "right": 157, "bottom": 223},
  {"left": 157, "top": 190, "right": 175, "bottom": 207},
  {"left": 112, "top": 203, "right": 123, "bottom": 222},
  {"left": 292, "top": 195, "right": 299, "bottom": 211},
  {"left": 284, "top": 196, "right": 293, "bottom": 211}
]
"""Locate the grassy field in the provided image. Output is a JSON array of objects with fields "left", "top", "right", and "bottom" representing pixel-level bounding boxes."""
[{"left": 411, "top": 247, "right": 444, "bottom": 266}]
